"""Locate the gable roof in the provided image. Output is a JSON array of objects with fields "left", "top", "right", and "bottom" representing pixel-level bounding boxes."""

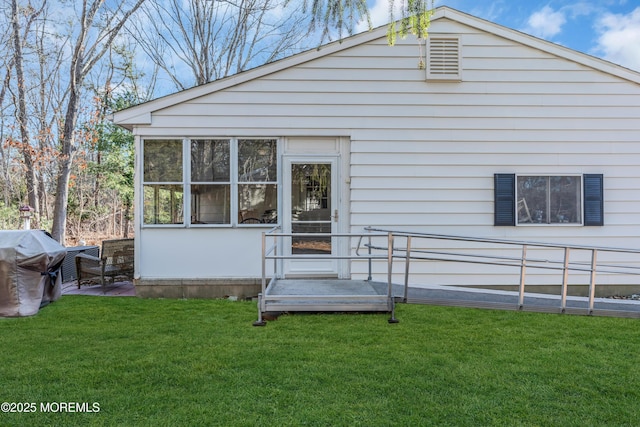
[{"left": 113, "top": 6, "right": 640, "bottom": 129}]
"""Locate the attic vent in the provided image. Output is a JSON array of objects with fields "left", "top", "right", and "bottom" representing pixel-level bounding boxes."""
[{"left": 426, "top": 36, "right": 461, "bottom": 81}]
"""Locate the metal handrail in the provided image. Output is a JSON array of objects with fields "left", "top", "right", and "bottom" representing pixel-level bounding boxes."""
[
  {"left": 260, "top": 226, "right": 640, "bottom": 316},
  {"left": 260, "top": 229, "right": 398, "bottom": 321},
  {"left": 366, "top": 227, "right": 640, "bottom": 254},
  {"left": 261, "top": 230, "right": 390, "bottom": 288},
  {"left": 367, "top": 227, "right": 640, "bottom": 314}
]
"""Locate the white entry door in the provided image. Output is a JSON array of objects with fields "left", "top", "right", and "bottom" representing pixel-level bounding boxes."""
[{"left": 283, "top": 157, "right": 340, "bottom": 277}]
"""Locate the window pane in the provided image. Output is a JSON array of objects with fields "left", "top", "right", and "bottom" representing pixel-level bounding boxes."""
[
  {"left": 291, "top": 164, "right": 331, "bottom": 215},
  {"left": 191, "top": 139, "right": 230, "bottom": 182},
  {"left": 144, "top": 140, "right": 182, "bottom": 182},
  {"left": 550, "top": 176, "right": 581, "bottom": 223},
  {"left": 143, "top": 184, "right": 184, "bottom": 224},
  {"left": 238, "top": 184, "right": 278, "bottom": 224},
  {"left": 292, "top": 223, "right": 331, "bottom": 254},
  {"left": 191, "top": 185, "right": 230, "bottom": 224},
  {"left": 517, "top": 177, "right": 548, "bottom": 224},
  {"left": 517, "top": 176, "right": 581, "bottom": 224},
  {"left": 238, "top": 139, "right": 277, "bottom": 182}
]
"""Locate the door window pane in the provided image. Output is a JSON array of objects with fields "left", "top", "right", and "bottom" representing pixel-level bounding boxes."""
[
  {"left": 291, "top": 163, "right": 332, "bottom": 254},
  {"left": 291, "top": 164, "right": 331, "bottom": 217},
  {"left": 292, "top": 223, "right": 332, "bottom": 255}
]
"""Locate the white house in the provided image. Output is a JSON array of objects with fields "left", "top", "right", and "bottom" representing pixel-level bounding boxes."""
[{"left": 113, "top": 7, "right": 640, "bottom": 299}]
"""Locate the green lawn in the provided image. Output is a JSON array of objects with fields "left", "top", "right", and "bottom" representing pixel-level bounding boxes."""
[{"left": 1, "top": 296, "right": 639, "bottom": 426}]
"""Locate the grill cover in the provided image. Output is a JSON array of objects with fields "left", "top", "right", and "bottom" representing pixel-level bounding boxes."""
[{"left": 0, "top": 230, "right": 66, "bottom": 317}]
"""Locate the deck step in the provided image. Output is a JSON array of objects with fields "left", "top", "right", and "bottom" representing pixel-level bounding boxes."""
[
  {"left": 262, "top": 279, "right": 393, "bottom": 313},
  {"left": 263, "top": 301, "right": 390, "bottom": 312}
]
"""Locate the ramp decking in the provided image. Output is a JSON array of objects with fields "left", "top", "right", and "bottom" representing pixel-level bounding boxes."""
[{"left": 254, "top": 278, "right": 395, "bottom": 325}]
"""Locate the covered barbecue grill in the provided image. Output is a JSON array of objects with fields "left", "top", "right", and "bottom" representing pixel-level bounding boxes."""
[{"left": 0, "top": 230, "right": 66, "bottom": 317}]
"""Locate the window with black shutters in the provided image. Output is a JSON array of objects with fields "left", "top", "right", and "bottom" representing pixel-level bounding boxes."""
[{"left": 494, "top": 174, "right": 603, "bottom": 226}]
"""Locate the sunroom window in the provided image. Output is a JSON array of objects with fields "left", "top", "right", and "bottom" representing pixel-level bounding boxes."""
[
  {"left": 142, "top": 138, "right": 278, "bottom": 227},
  {"left": 143, "top": 139, "right": 184, "bottom": 225},
  {"left": 191, "top": 139, "right": 231, "bottom": 224},
  {"left": 237, "top": 139, "right": 278, "bottom": 224}
]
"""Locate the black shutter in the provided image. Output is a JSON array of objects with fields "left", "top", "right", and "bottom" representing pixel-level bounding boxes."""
[
  {"left": 494, "top": 174, "right": 515, "bottom": 226},
  {"left": 584, "top": 174, "right": 604, "bottom": 226}
]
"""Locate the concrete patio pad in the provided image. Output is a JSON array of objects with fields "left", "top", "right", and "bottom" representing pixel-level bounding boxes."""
[{"left": 62, "top": 281, "right": 135, "bottom": 297}]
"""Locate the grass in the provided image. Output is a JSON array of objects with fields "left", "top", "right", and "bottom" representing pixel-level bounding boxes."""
[{"left": 1, "top": 297, "right": 639, "bottom": 426}]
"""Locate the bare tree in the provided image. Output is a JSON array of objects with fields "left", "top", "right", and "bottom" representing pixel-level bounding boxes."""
[
  {"left": 50, "top": 0, "right": 145, "bottom": 243},
  {"left": 10, "top": 0, "right": 47, "bottom": 224},
  {"left": 0, "top": 4, "right": 16, "bottom": 207},
  {"left": 129, "top": 0, "right": 314, "bottom": 93}
]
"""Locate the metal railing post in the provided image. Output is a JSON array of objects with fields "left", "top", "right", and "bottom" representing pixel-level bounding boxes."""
[
  {"left": 387, "top": 232, "right": 394, "bottom": 295},
  {"left": 274, "top": 231, "right": 279, "bottom": 279},
  {"left": 388, "top": 232, "right": 398, "bottom": 323},
  {"left": 367, "top": 233, "right": 372, "bottom": 281},
  {"left": 518, "top": 245, "right": 527, "bottom": 309},
  {"left": 403, "top": 235, "right": 412, "bottom": 303},
  {"left": 588, "top": 249, "right": 598, "bottom": 314},
  {"left": 253, "top": 231, "right": 268, "bottom": 326},
  {"left": 561, "top": 247, "right": 570, "bottom": 312},
  {"left": 261, "top": 231, "right": 266, "bottom": 294}
]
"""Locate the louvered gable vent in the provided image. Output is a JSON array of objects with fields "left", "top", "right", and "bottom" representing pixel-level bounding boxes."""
[{"left": 426, "top": 36, "right": 461, "bottom": 81}]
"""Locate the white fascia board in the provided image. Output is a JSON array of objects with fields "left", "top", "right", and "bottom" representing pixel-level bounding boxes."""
[{"left": 117, "top": 112, "right": 151, "bottom": 126}]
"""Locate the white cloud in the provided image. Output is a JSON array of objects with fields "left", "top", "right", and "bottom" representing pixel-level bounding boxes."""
[
  {"left": 524, "top": 5, "right": 567, "bottom": 38},
  {"left": 595, "top": 7, "right": 640, "bottom": 71},
  {"left": 356, "top": 0, "right": 400, "bottom": 32}
]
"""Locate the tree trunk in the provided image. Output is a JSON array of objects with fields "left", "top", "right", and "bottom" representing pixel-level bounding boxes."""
[
  {"left": 50, "top": 0, "right": 145, "bottom": 243},
  {"left": 12, "top": 0, "right": 39, "bottom": 223},
  {"left": 51, "top": 156, "right": 72, "bottom": 242},
  {"left": 51, "top": 88, "right": 79, "bottom": 243}
]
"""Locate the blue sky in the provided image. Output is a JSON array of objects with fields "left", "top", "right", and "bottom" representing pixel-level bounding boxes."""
[{"left": 363, "top": 0, "right": 640, "bottom": 71}]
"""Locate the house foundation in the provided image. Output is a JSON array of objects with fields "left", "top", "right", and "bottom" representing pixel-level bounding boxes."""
[{"left": 134, "top": 278, "right": 261, "bottom": 299}]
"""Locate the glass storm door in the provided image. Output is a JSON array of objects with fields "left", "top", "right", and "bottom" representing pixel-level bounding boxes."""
[{"left": 283, "top": 157, "right": 339, "bottom": 277}]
